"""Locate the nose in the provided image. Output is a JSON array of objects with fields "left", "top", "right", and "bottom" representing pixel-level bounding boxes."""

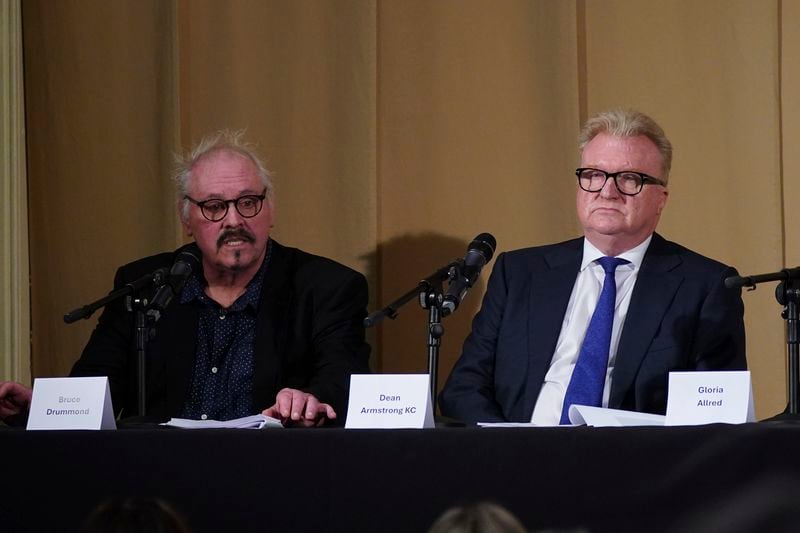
[
  {"left": 221, "top": 202, "right": 245, "bottom": 226},
  {"left": 599, "top": 176, "right": 622, "bottom": 199}
]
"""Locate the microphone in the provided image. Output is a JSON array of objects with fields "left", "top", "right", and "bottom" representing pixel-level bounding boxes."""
[
  {"left": 724, "top": 275, "right": 752, "bottom": 289},
  {"left": 441, "top": 233, "right": 496, "bottom": 317},
  {"left": 724, "top": 267, "right": 800, "bottom": 289},
  {"left": 149, "top": 243, "right": 202, "bottom": 311}
]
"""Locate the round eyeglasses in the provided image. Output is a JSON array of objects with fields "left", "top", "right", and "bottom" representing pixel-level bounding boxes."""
[
  {"left": 576, "top": 168, "right": 666, "bottom": 196},
  {"left": 184, "top": 189, "right": 267, "bottom": 222}
]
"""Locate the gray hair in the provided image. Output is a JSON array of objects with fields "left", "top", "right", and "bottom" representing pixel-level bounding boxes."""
[
  {"left": 173, "top": 130, "right": 273, "bottom": 220},
  {"left": 428, "top": 503, "right": 527, "bottom": 533},
  {"left": 578, "top": 108, "right": 673, "bottom": 181}
]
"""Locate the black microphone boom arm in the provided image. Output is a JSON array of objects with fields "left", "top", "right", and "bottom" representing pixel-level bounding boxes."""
[
  {"left": 363, "top": 261, "right": 458, "bottom": 328},
  {"left": 724, "top": 267, "right": 800, "bottom": 289},
  {"left": 63, "top": 267, "right": 169, "bottom": 324}
]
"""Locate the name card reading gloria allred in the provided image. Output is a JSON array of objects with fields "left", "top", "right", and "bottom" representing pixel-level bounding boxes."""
[
  {"left": 27, "top": 376, "right": 116, "bottom": 430},
  {"left": 665, "top": 370, "right": 754, "bottom": 426},
  {"left": 345, "top": 374, "right": 434, "bottom": 429}
]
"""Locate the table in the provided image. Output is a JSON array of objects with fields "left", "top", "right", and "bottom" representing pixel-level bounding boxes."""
[{"left": 3, "top": 422, "right": 800, "bottom": 532}]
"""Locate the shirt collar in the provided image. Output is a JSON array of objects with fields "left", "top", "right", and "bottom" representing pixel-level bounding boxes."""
[
  {"left": 580, "top": 234, "right": 652, "bottom": 271},
  {"left": 180, "top": 239, "right": 272, "bottom": 310},
  {"left": 233, "top": 242, "right": 270, "bottom": 312}
]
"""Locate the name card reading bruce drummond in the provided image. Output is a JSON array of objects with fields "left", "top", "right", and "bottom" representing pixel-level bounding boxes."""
[{"left": 27, "top": 376, "right": 116, "bottom": 430}]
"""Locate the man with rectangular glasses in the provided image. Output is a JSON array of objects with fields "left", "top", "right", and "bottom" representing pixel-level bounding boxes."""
[
  {"left": 440, "top": 109, "right": 746, "bottom": 425},
  {"left": 0, "top": 130, "right": 370, "bottom": 426}
]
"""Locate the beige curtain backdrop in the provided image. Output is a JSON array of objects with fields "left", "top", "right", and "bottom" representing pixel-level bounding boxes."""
[
  {"left": 19, "top": 0, "right": 797, "bottom": 419},
  {"left": 1, "top": 0, "right": 30, "bottom": 384}
]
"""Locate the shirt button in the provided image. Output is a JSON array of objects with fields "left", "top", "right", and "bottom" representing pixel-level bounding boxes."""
[
  {"left": 219, "top": 311, "right": 226, "bottom": 320},
  {"left": 211, "top": 367, "right": 218, "bottom": 374},
  {"left": 201, "top": 414, "right": 208, "bottom": 420}
]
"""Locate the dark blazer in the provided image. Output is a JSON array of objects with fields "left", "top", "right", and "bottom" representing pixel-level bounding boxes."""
[
  {"left": 70, "top": 240, "right": 371, "bottom": 421},
  {"left": 439, "top": 233, "right": 746, "bottom": 424}
]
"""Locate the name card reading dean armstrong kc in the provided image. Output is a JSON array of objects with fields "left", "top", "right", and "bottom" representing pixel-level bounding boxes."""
[
  {"left": 345, "top": 374, "right": 434, "bottom": 429},
  {"left": 27, "top": 377, "right": 116, "bottom": 430}
]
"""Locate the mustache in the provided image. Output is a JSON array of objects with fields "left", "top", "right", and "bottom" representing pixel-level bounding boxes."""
[{"left": 217, "top": 228, "right": 256, "bottom": 249}]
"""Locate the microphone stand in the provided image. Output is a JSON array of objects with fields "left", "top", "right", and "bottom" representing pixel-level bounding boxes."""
[
  {"left": 726, "top": 267, "right": 800, "bottom": 419},
  {"left": 422, "top": 280, "right": 446, "bottom": 410},
  {"left": 776, "top": 278, "right": 800, "bottom": 417},
  {"left": 364, "top": 261, "right": 461, "bottom": 408},
  {"left": 64, "top": 268, "right": 170, "bottom": 418}
]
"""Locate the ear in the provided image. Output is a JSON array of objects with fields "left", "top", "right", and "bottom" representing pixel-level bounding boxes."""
[
  {"left": 657, "top": 188, "right": 669, "bottom": 215},
  {"left": 266, "top": 196, "right": 276, "bottom": 228},
  {"left": 178, "top": 201, "right": 193, "bottom": 236}
]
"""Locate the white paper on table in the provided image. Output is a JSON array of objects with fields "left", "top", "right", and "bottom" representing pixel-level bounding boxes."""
[
  {"left": 568, "top": 405, "right": 666, "bottom": 427},
  {"left": 477, "top": 422, "right": 540, "bottom": 428},
  {"left": 162, "top": 414, "right": 283, "bottom": 429}
]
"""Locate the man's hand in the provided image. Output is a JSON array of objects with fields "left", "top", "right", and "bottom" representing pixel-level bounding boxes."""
[
  {"left": 262, "top": 388, "right": 336, "bottom": 427},
  {"left": 0, "top": 381, "right": 33, "bottom": 421}
]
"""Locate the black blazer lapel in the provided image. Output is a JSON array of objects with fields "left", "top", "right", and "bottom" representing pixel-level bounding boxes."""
[
  {"left": 158, "top": 301, "right": 199, "bottom": 417},
  {"left": 610, "top": 234, "right": 683, "bottom": 408},
  {"left": 251, "top": 240, "right": 293, "bottom": 411},
  {"left": 521, "top": 239, "right": 582, "bottom": 418}
]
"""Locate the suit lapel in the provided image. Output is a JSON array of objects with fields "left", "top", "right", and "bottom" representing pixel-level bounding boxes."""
[
  {"left": 162, "top": 302, "right": 199, "bottom": 416},
  {"left": 609, "top": 234, "right": 683, "bottom": 408},
  {"left": 252, "top": 240, "right": 293, "bottom": 411},
  {"left": 521, "top": 239, "right": 582, "bottom": 418}
]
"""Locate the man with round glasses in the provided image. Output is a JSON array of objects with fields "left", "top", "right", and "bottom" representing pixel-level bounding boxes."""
[
  {"left": 0, "top": 131, "right": 370, "bottom": 427},
  {"left": 441, "top": 109, "right": 746, "bottom": 425}
]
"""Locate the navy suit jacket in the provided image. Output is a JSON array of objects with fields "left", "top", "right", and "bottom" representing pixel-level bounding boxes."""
[
  {"left": 439, "top": 233, "right": 746, "bottom": 424},
  {"left": 70, "top": 240, "right": 371, "bottom": 422}
]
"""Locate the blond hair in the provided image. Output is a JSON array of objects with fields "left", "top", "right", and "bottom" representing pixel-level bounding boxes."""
[{"left": 579, "top": 109, "right": 672, "bottom": 180}]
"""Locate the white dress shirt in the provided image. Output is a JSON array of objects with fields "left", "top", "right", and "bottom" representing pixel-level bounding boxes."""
[{"left": 530, "top": 236, "right": 652, "bottom": 425}]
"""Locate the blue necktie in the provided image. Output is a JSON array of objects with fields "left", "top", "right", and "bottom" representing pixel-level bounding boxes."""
[{"left": 560, "top": 256, "right": 629, "bottom": 424}]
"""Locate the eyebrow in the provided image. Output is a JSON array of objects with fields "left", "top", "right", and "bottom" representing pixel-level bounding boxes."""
[{"left": 197, "top": 188, "right": 264, "bottom": 200}]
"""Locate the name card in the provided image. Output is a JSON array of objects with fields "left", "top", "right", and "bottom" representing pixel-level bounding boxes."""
[
  {"left": 27, "top": 377, "right": 116, "bottom": 430},
  {"left": 665, "top": 371, "right": 754, "bottom": 426},
  {"left": 345, "top": 374, "right": 435, "bottom": 429}
]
